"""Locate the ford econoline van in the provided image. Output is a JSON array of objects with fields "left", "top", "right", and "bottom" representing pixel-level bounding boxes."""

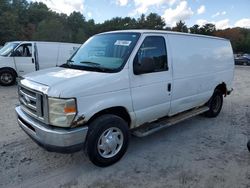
[
  {"left": 15, "top": 30, "right": 234, "bottom": 167},
  {"left": 0, "top": 41, "right": 80, "bottom": 86}
]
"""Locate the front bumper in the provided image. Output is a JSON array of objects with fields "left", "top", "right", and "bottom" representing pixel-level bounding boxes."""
[{"left": 15, "top": 106, "right": 88, "bottom": 153}]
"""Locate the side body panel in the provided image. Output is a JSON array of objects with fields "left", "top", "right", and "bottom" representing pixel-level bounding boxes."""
[
  {"left": 57, "top": 68, "right": 136, "bottom": 127},
  {"left": 0, "top": 56, "right": 16, "bottom": 70},
  {"left": 36, "top": 42, "right": 80, "bottom": 69},
  {"left": 57, "top": 43, "right": 80, "bottom": 66},
  {"left": 168, "top": 34, "right": 234, "bottom": 115},
  {"left": 36, "top": 42, "right": 59, "bottom": 69}
]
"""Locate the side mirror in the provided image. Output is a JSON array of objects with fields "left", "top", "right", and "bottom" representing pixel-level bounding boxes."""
[
  {"left": 133, "top": 56, "right": 155, "bottom": 75},
  {"left": 11, "top": 50, "right": 21, "bottom": 57},
  {"left": 10, "top": 51, "right": 17, "bottom": 57}
]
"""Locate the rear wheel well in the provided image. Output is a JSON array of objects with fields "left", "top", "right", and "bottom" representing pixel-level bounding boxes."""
[
  {"left": 87, "top": 107, "right": 131, "bottom": 128},
  {"left": 215, "top": 82, "right": 227, "bottom": 96}
]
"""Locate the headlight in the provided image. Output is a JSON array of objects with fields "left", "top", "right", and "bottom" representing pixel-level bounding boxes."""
[{"left": 48, "top": 98, "right": 77, "bottom": 127}]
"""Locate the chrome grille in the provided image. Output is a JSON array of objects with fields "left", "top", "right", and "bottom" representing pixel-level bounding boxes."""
[{"left": 19, "top": 85, "right": 44, "bottom": 120}]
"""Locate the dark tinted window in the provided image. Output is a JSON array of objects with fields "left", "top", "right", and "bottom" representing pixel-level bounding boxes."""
[
  {"left": 14, "top": 44, "right": 32, "bottom": 57},
  {"left": 135, "top": 36, "right": 168, "bottom": 73}
]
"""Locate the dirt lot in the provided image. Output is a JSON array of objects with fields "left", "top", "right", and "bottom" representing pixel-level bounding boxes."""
[{"left": 0, "top": 66, "right": 250, "bottom": 188}]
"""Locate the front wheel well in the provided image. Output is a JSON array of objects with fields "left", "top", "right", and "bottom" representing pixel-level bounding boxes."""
[
  {"left": 0, "top": 67, "right": 17, "bottom": 77},
  {"left": 87, "top": 107, "right": 131, "bottom": 128}
]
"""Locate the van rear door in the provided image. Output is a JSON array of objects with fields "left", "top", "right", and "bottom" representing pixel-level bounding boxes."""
[{"left": 13, "top": 42, "right": 35, "bottom": 76}]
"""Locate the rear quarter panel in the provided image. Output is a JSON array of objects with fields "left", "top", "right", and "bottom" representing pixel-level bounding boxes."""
[{"left": 168, "top": 34, "right": 234, "bottom": 115}]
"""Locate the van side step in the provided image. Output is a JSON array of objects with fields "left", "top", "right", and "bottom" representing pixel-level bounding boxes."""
[{"left": 132, "top": 106, "right": 209, "bottom": 137}]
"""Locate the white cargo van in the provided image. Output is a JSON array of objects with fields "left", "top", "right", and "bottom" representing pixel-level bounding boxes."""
[
  {"left": 15, "top": 30, "right": 234, "bottom": 167},
  {"left": 0, "top": 41, "right": 80, "bottom": 86}
]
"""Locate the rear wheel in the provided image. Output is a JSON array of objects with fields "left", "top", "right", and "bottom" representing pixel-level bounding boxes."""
[
  {"left": 204, "top": 89, "right": 223, "bottom": 118},
  {"left": 0, "top": 69, "right": 16, "bottom": 86},
  {"left": 85, "top": 114, "right": 129, "bottom": 167}
]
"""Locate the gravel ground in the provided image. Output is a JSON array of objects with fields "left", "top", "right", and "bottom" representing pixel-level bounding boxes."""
[{"left": 0, "top": 66, "right": 250, "bottom": 188}]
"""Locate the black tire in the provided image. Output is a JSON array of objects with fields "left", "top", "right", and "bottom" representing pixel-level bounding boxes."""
[
  {"left": 85, "top": 114, "right": 129, "bottom": 167},
  {"left": 0, "top": 69, "right": 16, "bottom": 86},
  {"left": 247, "top": 140, "right": 250, "bottom": 152},
  {"left": 204, "top": 89, "right": 223, "bottom": 118}
]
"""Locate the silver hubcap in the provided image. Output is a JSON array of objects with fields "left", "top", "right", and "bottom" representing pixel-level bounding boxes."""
[
  {"left": 0, "top": 73, "right": 13, "bottom": 84},
  {"left": 97, "top": 127, "right": 124, "bottom": 158}
]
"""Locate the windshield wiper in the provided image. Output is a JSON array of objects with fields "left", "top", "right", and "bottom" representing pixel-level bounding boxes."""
[
  {"left": 79, "top": 61, "right": 101, "bottom": 66},
  {"left": 67, "top": 59, "right": 74, "bottom": 65},
  {"left": 79, "top": 61, "right": 112, "bottom": 72},
  {"left": 61, "top": 60, "right": 113, "bottom": 72}
]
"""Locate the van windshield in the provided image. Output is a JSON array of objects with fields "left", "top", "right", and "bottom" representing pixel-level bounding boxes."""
[
  {"left": 64, "top": 33, "right": 140, "bottom": 72},
  {"left": 0, "top": 42, "right": 19, "bottom": 56}
]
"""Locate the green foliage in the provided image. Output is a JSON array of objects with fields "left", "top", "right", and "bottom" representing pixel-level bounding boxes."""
[
  {"left": 32, "top": 18, "right": 68, "bottom": 42},
  {"left": 0, "top": 0, "right": 249, "bottom": 53},
  {"left": 0, "top": 11, "right": 20, "bottom": 42},
  {"left": 190, "top": 24, "right": 200, "bottom": 34},
  {"left": 172, "top": 21, "right": 188, "bottom": 33},
  {"left": 27, "top": 2, "right": 50, "bottom": 25},
  {"left": 140, "top": 13, "right": 166, "bottom": 29},
  {"left": 200, "top": 23, "right": 216, "bottom": 35}
]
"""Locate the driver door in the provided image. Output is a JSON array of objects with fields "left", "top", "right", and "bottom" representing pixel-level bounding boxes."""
[
  {"left": 130, "top": 34, "right": 173, "bottom": 127},
  {"left": 13, "top": 42, "right": 35, "bottom": 76}
]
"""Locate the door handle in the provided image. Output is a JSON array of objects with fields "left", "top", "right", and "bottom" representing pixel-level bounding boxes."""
[
  {"left": 167, "top": 83, "right": 171, "bottom": 92},
  {"left": 32, "top": 58, "right": 34, "bottom": 63}
]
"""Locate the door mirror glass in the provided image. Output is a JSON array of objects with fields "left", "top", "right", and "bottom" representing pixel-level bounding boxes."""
[{"left": 11, "top": 50, "right": 20, "bottom": 57}]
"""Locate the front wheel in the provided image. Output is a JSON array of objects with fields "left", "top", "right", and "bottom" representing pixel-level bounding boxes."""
[
  {"left": 204, "top": 89, "right": 223, "bottom": 118},
  {"left": 85, "top": 114, "right": 129, "bottom": 167},
  {"left": 0, "top": 69, "right": 16, "bottom": 86}
]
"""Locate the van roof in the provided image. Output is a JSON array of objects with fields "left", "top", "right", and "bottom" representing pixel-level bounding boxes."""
[
  {"left": 6, "top": 41, "right": 80, "bottom": 45},
  {"left": 101, "top": 29, "right": 228, "bottom": 41}
]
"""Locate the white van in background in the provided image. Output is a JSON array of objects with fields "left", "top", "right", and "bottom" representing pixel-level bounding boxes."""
[
  {"left": 16, "top": 30, "right": 234, "bottom": 167},
  {"left": 0, "top": 41, "right": 81, "bottom": 86}
]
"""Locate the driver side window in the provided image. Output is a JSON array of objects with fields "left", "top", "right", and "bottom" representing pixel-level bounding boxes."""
[
  {"left": 14, "top": 44, "right": 32, "bottom": 57},
  {"left": 135, "top": 36, "right": 168, "bottom": 73}
]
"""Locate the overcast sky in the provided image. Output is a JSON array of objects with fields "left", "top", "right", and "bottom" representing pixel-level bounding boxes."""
[{"left": 30, "top": 0, "right": 250, "bottom": 29}]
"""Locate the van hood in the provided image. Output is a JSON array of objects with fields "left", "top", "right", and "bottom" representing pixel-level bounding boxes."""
[{"left": 23, "top": 67, "right": 129, "bottom": 97}]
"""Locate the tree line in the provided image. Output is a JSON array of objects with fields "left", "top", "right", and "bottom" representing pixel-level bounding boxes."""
[{"left": 0, "top": 0, "right": 249, "bottom": 53}]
